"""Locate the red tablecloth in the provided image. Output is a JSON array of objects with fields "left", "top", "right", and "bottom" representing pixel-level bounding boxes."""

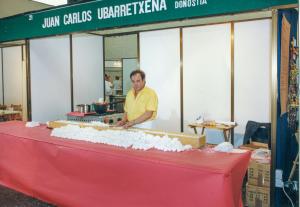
[{"left": 0, "top": 121, "right": 250, "bottom": 207}]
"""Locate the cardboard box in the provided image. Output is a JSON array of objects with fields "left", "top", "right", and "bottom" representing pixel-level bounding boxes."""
[
  {"left": 248, "top": 159, "right": 270, "bottom": 187},
  {"left": 246, "top": 184, "right": 270, "bottom": 207}
]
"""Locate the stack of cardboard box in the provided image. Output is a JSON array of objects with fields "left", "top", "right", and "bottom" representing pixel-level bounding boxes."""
[
  {"left": 246, "top": 159, "right": 270, "bottom": 207},
  {"left": 240, "top": 142, "right": 270, "bottom": 207}
]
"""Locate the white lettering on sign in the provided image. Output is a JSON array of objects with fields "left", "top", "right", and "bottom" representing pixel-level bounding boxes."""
[
  {"left": 97, "top": 0, "right": 167, "bottom": 20},
  {"left": 174, "top": 0, "right": 207, "bottom": 9},
  {"left": 64, "top": 10, "right": 92, "bottom": 25},
  {"left": 42, "top": 16, "right": 60, "bottom": 28},
  {"left": 41, "top": 1, "right": 169, "bottom": 29}
]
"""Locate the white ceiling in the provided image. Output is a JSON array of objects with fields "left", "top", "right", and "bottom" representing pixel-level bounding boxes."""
[
  {"left": 0, "top": 0, "right": 52, "bottom": 19},
  {"left": 31, "top": 0, "right": 67, "bottom": 6}
]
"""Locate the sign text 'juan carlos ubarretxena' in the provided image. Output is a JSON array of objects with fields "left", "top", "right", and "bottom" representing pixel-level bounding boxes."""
[
  {"left": 41, "top": 0, "right": 207, "bottom": 29},
  {"left": 0, "top": 0, "right": 296, "bottom": 42}
]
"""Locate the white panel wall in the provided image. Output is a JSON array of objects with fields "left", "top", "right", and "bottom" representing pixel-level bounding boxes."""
[
  {"left": 22, "top": 45, "right": 28, "bottom": 121},
  {"left": 3, "top": 46, "right": 23, "bottom": 105},
  {"left": 72, "top": 34, "right": 104, "bottom": 107},
  {"left": 30, "top": 36, "right": 71, "bottom": 123},
  {"left": 0, "top": 49, "right": 3, "bottom": 104},
  {"left": 123, "top": 58, "right": 138, "bottom": 95},
  {"left": 140, "top": 29, "right": 181, "bottom": 132},
  {"left": 105, "top": 34, "right": 138, "bottom": 59},
  {"left": 234, "top": 20, "right": 271, "bottom": 135},
  {"left": 183, "top": 24, "right": 231, "bottom": 141}
]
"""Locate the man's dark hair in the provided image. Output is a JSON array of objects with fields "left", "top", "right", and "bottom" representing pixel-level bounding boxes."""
[{"left": 130, "top": 70, "right": 146, "bottom": 80}]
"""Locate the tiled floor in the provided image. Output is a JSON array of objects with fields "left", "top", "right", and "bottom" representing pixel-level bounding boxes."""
[
  {"left": 0, "top": 183, "right": 297, "bottom": 207},
  {"left": 0, "top": 185, "right": 54, "bottom": 207},
  {"left": 0, "top": 184, "right": 248, "bottom": 207}
]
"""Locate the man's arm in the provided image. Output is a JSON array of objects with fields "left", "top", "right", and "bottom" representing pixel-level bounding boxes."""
[
  {"left": 116, "top": 112, "right": 128, "bottom": 126},
  {"left": 123, "top": 111, "right": 153, "bottom": 129}
]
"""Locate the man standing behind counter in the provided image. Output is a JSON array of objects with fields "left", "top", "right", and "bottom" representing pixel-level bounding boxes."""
[{"left": 117, "top": 70, "right": 158, "bottom": 129}]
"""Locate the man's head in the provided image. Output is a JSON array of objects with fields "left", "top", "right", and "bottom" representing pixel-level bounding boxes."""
[
  {"left": 130, "top": 70, "right": 146, "bottom": 92},
  {"left": 105, "top": 74, "right": 109, "bottom": 81}
]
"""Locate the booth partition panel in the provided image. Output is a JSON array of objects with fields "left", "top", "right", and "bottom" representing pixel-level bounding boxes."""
[
  {"left": 122, "top": 58, "right": 138, "bottom": 95},
  {"left": 30, "top": 36, "right": 71, "bottom": 123},
  {"left": 140, "top": 29, "right": 181, "bottom": 132},
  {"left": 183, "top": 24, "right": 231, "bottom": 143},
  {"left": 3, "top": 46, "right": 23, "bottom": 106},
  {"left": 21, "top": 45, "right": 27, "bottom": 121},
  {"left": 105, "top": 34, "right": 138, "bottom": 59},
  {"left": 0, "top": 49, "right": 3, "bottom": 104},
  {"left": 234, "top": 19, "right": 272, "bottom": 143},
  {"left": 72, "top": 34, "right": 104, "bottom": 107}
]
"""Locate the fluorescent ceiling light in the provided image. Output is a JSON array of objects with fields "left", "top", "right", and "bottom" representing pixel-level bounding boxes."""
[{"left": 31, "top": 0, "right": 68, "bottom": 6}]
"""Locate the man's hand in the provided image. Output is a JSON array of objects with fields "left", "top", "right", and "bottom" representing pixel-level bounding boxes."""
[
  {"left": 123, "top": 121, "right": 135, "bottom": 129},
  {"left": 116, "top": 120, "right": 126, "bottom": 127},
  {"left": 121, "top": 111, "right": 153, "bottom": 129},
  {"left": 116, "top": 113, "right": 128, "bottom": 127}
]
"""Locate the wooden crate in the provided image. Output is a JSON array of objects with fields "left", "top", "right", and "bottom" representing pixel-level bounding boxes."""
[{"left": 48, "top": 121, "right": 206, "bottom": 148}]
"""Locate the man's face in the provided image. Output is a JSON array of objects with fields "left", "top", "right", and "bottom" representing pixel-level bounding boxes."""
[{"left": 131, "top": 73, "right": 145, "bottom": 92}]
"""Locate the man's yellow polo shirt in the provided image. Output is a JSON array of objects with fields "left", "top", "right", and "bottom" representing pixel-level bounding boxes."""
[{"left": 124, "top": 86, "right": 158, "bottom": 121}]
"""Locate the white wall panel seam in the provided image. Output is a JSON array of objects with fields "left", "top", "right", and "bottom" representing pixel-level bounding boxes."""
[
  {"left": 183, "top": 24, "right": 231, "bottom": 137},
  {"left": 234, "top": 19, "right": 272, "bottom": 136},
  {"left": 72, "top": 34, "right": 104, "bottom": 107},
  {"left": 140, "top": 28, "right": 181, "bottom": 132},
  {"left": 3, "top": 46, "right": 23, "bottom": 106},
  {"left": 0, "top": 48, "right": 3, "bottom": 104},
  {"left": 30, "top": 36, "right": 71, "bottom": 123}
]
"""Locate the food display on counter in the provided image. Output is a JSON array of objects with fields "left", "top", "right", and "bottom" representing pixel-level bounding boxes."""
[
  {"left": 47, "top": 120, "right": 206, "bottom": 149},
  {"left": 51, "top": 125, "right": 192, "bottom": 152},
  {"left": 25, "top": 121, "right": 40, "bottom": 128}
]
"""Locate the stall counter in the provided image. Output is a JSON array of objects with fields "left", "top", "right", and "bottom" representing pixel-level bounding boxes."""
[{"left": 0, "top": 121, "right": 250, "bottom": 207}]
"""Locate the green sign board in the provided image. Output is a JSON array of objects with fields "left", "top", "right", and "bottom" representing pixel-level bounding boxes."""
[{"left": 0, "top": 0, "right": 297, "bottom": 42}]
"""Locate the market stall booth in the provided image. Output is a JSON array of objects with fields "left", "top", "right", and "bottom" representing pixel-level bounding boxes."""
[
  {"left": 25, "top": 14, "right": 274, "bottom": 144},
  {"left": 0, "top": 121, "right": 250, "bottom": 207},
  {"left": 0, "top": 0, "right": 298, "bottom": 206}
]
